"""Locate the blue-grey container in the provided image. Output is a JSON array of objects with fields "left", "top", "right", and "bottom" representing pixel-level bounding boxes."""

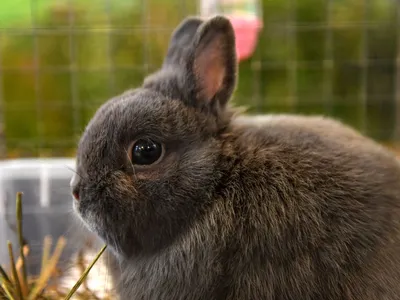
[{"left": 0, "top": 158, "right": 94, "bottom": 275}]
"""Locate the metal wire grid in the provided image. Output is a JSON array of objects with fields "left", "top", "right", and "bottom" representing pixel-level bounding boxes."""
[
  {"left": 0, "top": 26, "right": 4, "bottom": 158},
  {"left": 249, "top": 0, "right": 399, "bottom": 141},
  {"left": 395, "top": 1, "right": 400, "bottom": 141},
  {"left": 0, "top": 0, "right": 399, "bottom": 158}
]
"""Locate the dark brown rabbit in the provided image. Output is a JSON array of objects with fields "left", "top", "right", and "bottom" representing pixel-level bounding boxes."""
[{"left": 71, "top": 15, "right": 400, "bottom": 300}]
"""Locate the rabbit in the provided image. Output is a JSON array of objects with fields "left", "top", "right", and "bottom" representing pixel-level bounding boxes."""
[{"left": 70, "top": 15, "right": 400, "bottom": 300}]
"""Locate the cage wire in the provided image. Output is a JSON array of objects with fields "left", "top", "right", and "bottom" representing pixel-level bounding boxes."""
[
  {"left": 395, "top": 0, "right": 400, "bottom": 141},
  {"left": 0, "top": 0, "right": 399, "bottom": 159},
  {"left": 0, "top": 32, "right": 5, "bottom": 159}
]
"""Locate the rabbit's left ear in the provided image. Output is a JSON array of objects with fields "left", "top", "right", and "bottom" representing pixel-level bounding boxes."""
[
  {"left": 185, "top": 16, "right": 237, "bottom": 111},
  {"left": 163, "top": 17, "right": 204, "bottom": 68}
]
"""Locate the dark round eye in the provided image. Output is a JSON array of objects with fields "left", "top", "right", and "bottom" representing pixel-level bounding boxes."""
[{"left": 130, "top": 139, "right": 164, "bottom": 165}]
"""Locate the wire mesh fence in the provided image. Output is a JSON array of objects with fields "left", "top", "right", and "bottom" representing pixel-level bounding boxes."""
[{"left": 0, "top": 0, "right": 399, "bottom": 158}]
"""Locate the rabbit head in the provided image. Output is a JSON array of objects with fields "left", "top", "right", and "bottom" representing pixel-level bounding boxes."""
[{"left": 71, "top": 15, "right": 237, "bottom": 258}]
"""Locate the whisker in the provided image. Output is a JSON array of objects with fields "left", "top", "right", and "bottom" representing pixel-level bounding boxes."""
[{"left": 65, "top": 165, "right": 86, "bottom": 180}]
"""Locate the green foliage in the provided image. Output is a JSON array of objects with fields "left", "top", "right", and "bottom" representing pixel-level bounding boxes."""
[{"left": 1, "top": 0, "right": 398, "bottom": 157}]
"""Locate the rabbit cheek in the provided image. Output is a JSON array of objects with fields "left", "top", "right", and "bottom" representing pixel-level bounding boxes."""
[
  {"left": 134, "top": 169, "right": 161, "bottom": 181},
  {"left": 112, "top": 172, "right": 137, "bottom": 196},
  {"left": 131, "top": 151, "right": 179, "bottom": 181}
]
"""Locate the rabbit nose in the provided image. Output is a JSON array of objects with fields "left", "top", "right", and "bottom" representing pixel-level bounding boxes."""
[
  {"left": 70, "top": 174, "right": 80, "bottom": 201},
  {"left": 72, "top": 187, "right": 80, "bottom": 201}
]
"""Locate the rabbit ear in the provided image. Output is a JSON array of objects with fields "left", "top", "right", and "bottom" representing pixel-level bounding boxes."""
[
  {"left": 186, "top": 15, "right": 237, "bottom": 111},
  {"left": 163, "top": 17, "right": 204, "bottom": 68}
]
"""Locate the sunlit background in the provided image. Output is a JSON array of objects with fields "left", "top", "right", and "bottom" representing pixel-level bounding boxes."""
[
  {"left": 1, "top": 0, "right": 400, "bottom": 157},
  {"left": 0, "top": 0, "right": 400, "bottom": 297}
]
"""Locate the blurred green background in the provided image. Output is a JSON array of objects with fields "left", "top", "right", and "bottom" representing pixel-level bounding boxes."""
[{"left": 0, "top": 0, "right": 399, "bottom": 157}]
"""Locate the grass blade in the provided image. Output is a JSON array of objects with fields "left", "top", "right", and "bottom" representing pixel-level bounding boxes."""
[
  {"left": 16, "top": 246, "right": 30, "bottom": 298},
  {"left": 1, "top": 280, "right": 15, "bottom": 300},
  {"left": 63, "top": 245, "right": 107, "bottom": 300},
  {"left": 0, "top": 265, "right": 11, "bottom": 285},
  {"left": 7, "top": 242, "right": 23, "bottom": 300},
  {"left": 15, "top": 246, "right": 29, "bottom": 273},
  {"left": 41, "top": 236, "right": 52, "bottom": 274},
  {"left": 16, "top": 192, "right": 28, "bottom": 297},
  {"left": 28, "top": 237, "right": 66, "bottom": 300}
]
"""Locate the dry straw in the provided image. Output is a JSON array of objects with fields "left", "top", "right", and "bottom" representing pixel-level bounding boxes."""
[{"left": 0, "top": 192, "right": 108, "bottom": 300}]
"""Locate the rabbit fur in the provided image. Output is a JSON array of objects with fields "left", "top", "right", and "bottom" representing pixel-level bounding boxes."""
[{"left": 71, "top": 15, "right": 400, "bottom": 300}]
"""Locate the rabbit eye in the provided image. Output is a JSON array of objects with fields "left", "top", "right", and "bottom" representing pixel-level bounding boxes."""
[{"left": 130, "top": 139, "right": 164, "bottom": 165}]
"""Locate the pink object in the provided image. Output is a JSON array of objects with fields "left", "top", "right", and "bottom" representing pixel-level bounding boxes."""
[{"left": 228, "top": 17, "right": 263, "bottom": 62}]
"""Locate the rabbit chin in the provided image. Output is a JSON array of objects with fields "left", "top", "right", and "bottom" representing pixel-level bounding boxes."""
[
  {"left": 73, "top": 204, "right": 100, "bottom": 235},
  {"left": 73, "top": 202, "right": 137, "bottom": 257}
]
